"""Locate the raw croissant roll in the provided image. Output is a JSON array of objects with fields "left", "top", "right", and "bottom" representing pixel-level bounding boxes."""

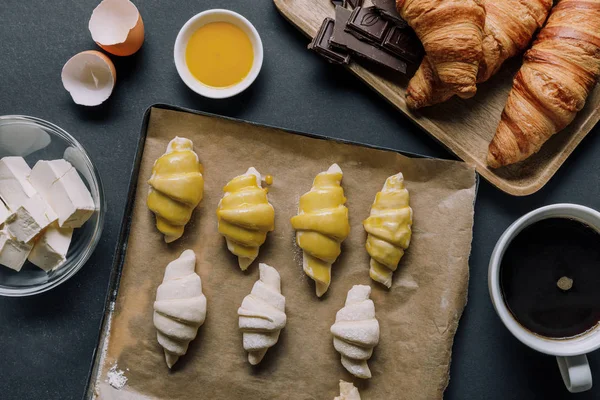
[
  {"left": 290, "top": 164, "right": 350, "bottom": 297},
  {"left": 147, "top": 137, "right": 204, "bottom": 243},
  {"left": 334, "top": 380, "right": 361, "bottom": 400},
  {"left": 363, "top": 173, "right": 413, "bottom": 288},
  {"left": 406, "top": 0, "right": 552, "bottom": 109},
  {"left": 217, "top": 168, "right": 275, "bottom": 270},
  {"left": 488, "top": 0, "right": 600, "bottom": 168},
  {"left": 331, "top": 285, "right": 380, "bottom": 379},
  {"left": 397, "top": 0, "right": 486, "bottom": 103},
  {"left": 238, "top": 263, "right": 286, "bottom": 365},
  {"left": 153, "top": 250, "right": 207, "bottom": 368}
]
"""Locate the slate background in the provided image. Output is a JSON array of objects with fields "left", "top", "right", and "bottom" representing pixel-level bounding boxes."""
[{"left": 1, "top": 1, "right": 599, "bottom": 399}]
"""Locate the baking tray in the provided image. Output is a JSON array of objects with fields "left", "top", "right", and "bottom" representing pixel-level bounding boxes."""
[
  {"left": 273, "top": 0, "right": 600, "bottom": 196},
  {"left": 83, "top": 104, "right": 479, "bottom": 399}
]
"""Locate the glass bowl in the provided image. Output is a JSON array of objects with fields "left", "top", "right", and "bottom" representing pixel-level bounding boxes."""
[{"left": 0, "top": 116, "right": 105, "bottom": 296}]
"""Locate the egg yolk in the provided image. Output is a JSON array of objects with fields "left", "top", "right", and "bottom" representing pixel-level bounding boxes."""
[{"left": 185, "top": 22, "right": 254, "bottom": 88}]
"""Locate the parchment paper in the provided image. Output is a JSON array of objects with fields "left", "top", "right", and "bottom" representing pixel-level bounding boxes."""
[{"left": 94, "top": 107, "right": 477, "bottom": 400}]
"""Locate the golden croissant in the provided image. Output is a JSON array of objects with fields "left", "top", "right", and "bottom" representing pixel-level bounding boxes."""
[
  {"left": 406, "top": 0, "right": 552, "bottom": 109},
  {"left": 397, "top": 0, "right": 486, "bottom": 105},
  {"left": 363, "top": 173, "right": 413, "bottom": 288},
  {"left": 488, "top": 0, "right": 600, "bottom": 168},
  {"left": 291, "top": 164, "right": 350, "bottom": 297},
  {"left": 217, "top": 167, "right": 275, "bottom": 270},
  {"left": 147, "top": 137, "right": 204, "bottom": 243}
]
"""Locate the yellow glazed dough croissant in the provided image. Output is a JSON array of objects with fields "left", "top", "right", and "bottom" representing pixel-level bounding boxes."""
[
  {"left": 217, "top": 168, "right": 275, "bottom": 270},
  {"left": 238, "top": 263, "right": 286, "bottom": 365},
  {"left": 153, "top": 250, "right": 207, "bottom": 368},
  {"left": 290, "top": 164, "right": 350, "bottom": 297},
  {"left": 331, "top": 285, "right": 379, "bottom": 379},
  {"left": 334, "top": 381, "right": 361, "bottom": 400},
  {"left": 363, "top": 173, "right": 413, "bottom": 288},
  {"left": 147, "top": 137, "right": 204, "bottom": 243}
]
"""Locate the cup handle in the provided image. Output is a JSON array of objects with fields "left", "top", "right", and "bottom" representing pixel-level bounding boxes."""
[{"left": 556, "top": 355, "right": 593, "bottom": 393}]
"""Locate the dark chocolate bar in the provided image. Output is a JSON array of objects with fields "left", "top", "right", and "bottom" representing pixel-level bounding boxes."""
[
  {"left": 346, "top": 0, "right": 364, "bottom": 8},
  {"left": 382, "top": 25, "right": 423, "bottom": 64},
  {"left": 346, "top": 7, "right": 389, "bottom": 44},
  {"left": 331, "top": 7, "right": 407, "bottom": 74},
  {"left": 372, "top": 0, "right": 408, "bottom": 27},
  {"left": 308, "top": 18, "right": 351, "bottom": 65}
]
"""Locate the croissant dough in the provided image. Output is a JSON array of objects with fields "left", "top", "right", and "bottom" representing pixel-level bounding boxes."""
[
  {"left": 364, "top": 173, "right": 413, "bottom": 288},
  {"left": 147, "top": 137, "right": 204, "bottom": 243},
  {"left": 153, "top": 250, "right": 207, "bottom": 368},
  {"left": 331, "top": 285, "right": 380, "bottom": 379},
  {"left": 238, "top": 263, "right": 286, "bottom": 365},
  {"left": 217, "top": 167, "right": 275, "bottom": 270},
  {"left": 334, "top": 380, "right": 361, "bottom": 400},
  {"left": 290, "top": 164, "right": 350, "bottom": 297}
]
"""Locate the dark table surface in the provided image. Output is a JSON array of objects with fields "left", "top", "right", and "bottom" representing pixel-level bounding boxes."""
[{"left": 1, "top": 1, "right": 600, "bottom": 399}]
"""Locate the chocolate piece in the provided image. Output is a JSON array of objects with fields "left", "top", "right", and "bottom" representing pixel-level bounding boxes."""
[
  {"left": 346, "top": 7, "right": 389, "bottom": 44},
  {"left": 372, "top": 0, "right": 408, "bottom": 27},
  {"left": 382, "top": 25, "right": 423, "bottom": 64},
  {"left": 346, "top": 0, "right": 364, "bottom": 8},
  {"left": 308, "top": 18, "right": 351, "bottom": 65},
  {"left": 331, "top": 7, "right": 407, "bottom": 74}
]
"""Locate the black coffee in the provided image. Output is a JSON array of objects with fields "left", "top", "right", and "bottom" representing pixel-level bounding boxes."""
[{"left": 500, "top": 217, "right": 600, "bottom": 339}]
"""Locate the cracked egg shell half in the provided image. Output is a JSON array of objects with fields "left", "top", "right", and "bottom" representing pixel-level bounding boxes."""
[
  {"left": 61, "top": 50, "right": 116, "bottom": 106},
  {"left": 89, "top": 0, "right": 144, "bottom": 56}
]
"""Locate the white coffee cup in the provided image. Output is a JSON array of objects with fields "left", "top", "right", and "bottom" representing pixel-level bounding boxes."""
[{"left": 489, "top": 204, "right": 600, "bottom": 393}]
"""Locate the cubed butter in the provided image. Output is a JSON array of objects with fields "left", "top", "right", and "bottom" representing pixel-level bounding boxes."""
[
  {"left": 0, "top": 156, "right": 37, "bottom": 210},
  {"left": 6, "top": 193, "right": 57, "bottom": 243},
  {"left": 0, "top": 199, "right": 11, "bottom": 226},
  {"left": 28, "top": 223, "right": 73, "bottom": 272},
  {"left": 29, "top": 160, "right": 95, "bottom": 228},
  {"left": 0, "top": 229, "right": 33, "bottom": 271}
]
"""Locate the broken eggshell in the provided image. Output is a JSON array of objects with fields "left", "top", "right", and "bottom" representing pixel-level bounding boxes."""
[
  {"left": 61, "top": 50, "right": 116, "bottom": 106},
  {"left": 89, "top": 0, "right": 144, "bottom": 57}
]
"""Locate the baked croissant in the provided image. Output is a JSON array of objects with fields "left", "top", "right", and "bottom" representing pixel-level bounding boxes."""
[
  {"left": 217, "top": 167, "right": 275, "bottom": 270},
  {"left": 334, "top": 380, "right": 361, "bottom": 400},
  {"left": 397, "top": 0, "right": 486, "bottom": 103},
  {"left": 406, "top": 0, "right": 552, "bottom": 109},
  {"left": 290, "top": 164, "right": 350, "bottom": 297},
  {"left": 331, "top": 285, "right": 380, "bottom": 379},
  {"left": 238, "top": 263, "right": 286, "bottom": 365},
  {"left": 363, "top": 173, "right": 413, "bottom": 288},
  {"left": 488, "top": 0, "right": 600, "bottom": 168},
  {"left": 147, "top": 137, "right": 204, "bottom": 243},
  {"left": 153, "top": 250, "right": 207, "bottom": 368}
]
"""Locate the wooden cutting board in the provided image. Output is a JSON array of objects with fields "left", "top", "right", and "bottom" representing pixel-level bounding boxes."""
[{"left": 273, "top": 0, "right": 600, "bottom": 196}]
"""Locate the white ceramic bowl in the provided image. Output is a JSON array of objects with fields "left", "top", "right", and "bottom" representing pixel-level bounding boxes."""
[{"left": 174, "top": 9, "right": 263, "bottom": 99}]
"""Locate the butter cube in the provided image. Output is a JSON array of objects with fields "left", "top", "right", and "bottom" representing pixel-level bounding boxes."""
[
  {"left": 0, "top": 199, "right": 11, "bottom": 226},
  {"left": 29, "top": 160, "right": 95, "bottom": 228},
  {"left": 0, "top": 229, "right": 33, "bottom": 271},
  {"left": 6, "top": 193, "right": 57, "bottom": 243},
  {"left": 0, "top": 156, "right": 37, "bottom": 210},
  {"left": 28, "top": 223, "right": 73, "bottom": 272}
]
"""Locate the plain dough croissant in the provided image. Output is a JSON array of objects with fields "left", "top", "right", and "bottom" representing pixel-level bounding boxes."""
[
  {"left": 238, "top": 263, "right": 286, "bottom": 365},
  {"left": 488, "top": 0, "right": 600, "bottom": 167},
  {"left": 147, "top": 137, "right": 204, "bottom": 243},
  {"left": 331, "top": 285, "right": 380, "bottom": 379},
  {"left": 217, "top": 168, "right": 275, "bottom": 270},
  {"left": 153, "top": 250, "right": 207, "bottom": 368},
  {"left": 334, "top": 380, "right": 361, "bottom": 400},
  {"left": 405, "top": 0, "right": 552, "bottom": 108},
  {"left": 291, "top": 164, "right": 350, "bottom": 297},
  {"left": 363, "top": 173, "right": 413, "bottom": 288},
  {"left": 397, "top": 0, "right": 486, "bottom": 106}
]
